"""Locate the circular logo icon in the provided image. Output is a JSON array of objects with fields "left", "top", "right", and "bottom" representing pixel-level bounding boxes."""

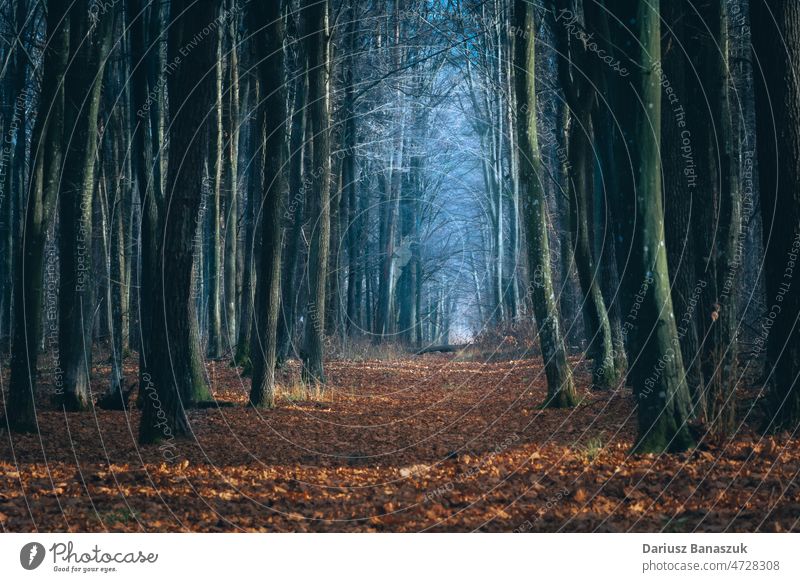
[{"left": 20, "top": 542, "right": 46, "bottom": 570}]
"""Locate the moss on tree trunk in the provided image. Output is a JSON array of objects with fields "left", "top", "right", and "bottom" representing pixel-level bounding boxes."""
[{"left": 513, "top": 0, "right": 576, "bottom": 408}]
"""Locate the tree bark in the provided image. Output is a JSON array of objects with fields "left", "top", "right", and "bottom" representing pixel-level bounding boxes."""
[
  {"left": 752, "top": 0, "right": 800, "bottom": 431},
  {"left": 684, "top": 0, "right": 742, "bottom": 434},
  {"left": 301, "top": 0, "right": 331, "bottom": 384},
  {"left": 58, "top": 1, "right": 114, "bottom": 411},
  {"left": 607, "top": 0, "right": 695, "bottom": 453},
  {"left": 249, "top": 0, "right": 287, "bottom": 407},
  {"left": 7, "top": 0, "right": 70, "bottom": 432},
  {"left": 551, "top": 0, "right": 617, "bottom": 389},
  {"left": 132, "top": 0, "right": 166, "bottom": 409},
  {"left": 224, "top": 0, "right": 240, "bottom": 348},
  {"left": 139, "top": 0, "right": 217, "bottom": 445},
  {"left": 97, "top": 104, "right": 128, "bottom": 409},
  {"left": 206, "top": 8, "right": 225, "bottom": 358},
  {"left": 660, "top": 0, "right": 705, "bottom": 416},
  {"left": 343, "top": 8, "right": 360, "bottom": 335},
  {"left": 512, "top": 0, "right": 576, "bottom": 408},
  {"left": 234, "top": 72, "right": 258, "bottom": 367}
]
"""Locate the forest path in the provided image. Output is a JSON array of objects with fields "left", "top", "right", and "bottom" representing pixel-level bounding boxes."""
[{"left": 1, "top": 356, "right": 799, "bottom": 532}]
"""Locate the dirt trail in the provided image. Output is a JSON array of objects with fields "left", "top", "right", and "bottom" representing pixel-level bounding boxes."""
[{"left": 1, "top": 356, "right": 798, "bottom": 532}]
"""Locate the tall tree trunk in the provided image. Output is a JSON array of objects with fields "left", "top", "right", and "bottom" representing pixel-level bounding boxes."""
[
  {"left": 277, "top": 68, "right": 308, "bottom": 364},
  {"left": 58, "top": 1, "right": 114, "bottom": 411},
  {"left": 225, "top": 0, "right": 240, "bottom": 351},
  {"left": 234, "top": 73, "right": 258, "bottom": 367},
  {"left": 375, "top": 4, "right": 405, "bottom": 341},
  {"left": 505, "top": 22, "right": 521, "bottom": 323},
  {"left": 118, "top": 22, "right": 133, "bottom": 357},
  {"left": 398, "top": 148, "right": 421, "bottom": 345},
  {"left": 586, "top": 21, "right": 628, "bottom": 381},
  {"left": 512, "top": 0, "right": 576, "bottom": 408},
  {"left": 682, "top": 0, "right": 742, "bottom": 435},
  {"left": 224, "top": 0, "right": 240, "bottom": 349},
  {"left": 301, "top": 0, "right": 331, "bottom": 384},
  {"left": 326, "top": 139, "right": 344, "bottom": 338},
  {"left": 108, "top": 163, "right": 127, "bottom": 407},
  {"left": 375, "top": 170, "right": 395, "bottom": 340},
  {"left": 249, "top": 0, "right": 286, "bottom": 407},
  {"left": 607, "top": 0, "right": 695, "bottom": 453},
  {"left": 132, "top": 0, "right": 166, "bottom": 409},
  {"left": 98, "top": 100, "right": 128, "bottom": 410},
  {"left": 752, "top": 1, "right": 800, "bottom": 431},
  {"left": 566, "top": 113, "right": 616, "bottom": 389},
  {"left": 7, "top": 0, "right": 70, "bottom": 432},
  {"left": 206, "top": 10, "right": 225, "bottom": 358},
  {"left": 139, "top": 0, "right": 217, "bottom": 445},
  {"left": 660, "top": 0, "right": 704, "bottom": 416},
  {"left": 586, "top": 2, "right": 643, "bottom": 385},
  {"left": 343, "top": 9, "right": 360, "bottom": 335},
  {"left": 0, "top": 0, "right": 28, "bottom": 348},
  {"left": 551, "top": 0, "right": 616, "bottom": 390},
  {"left": 551, "top": 101, "right": 580, "bottom": 346}
]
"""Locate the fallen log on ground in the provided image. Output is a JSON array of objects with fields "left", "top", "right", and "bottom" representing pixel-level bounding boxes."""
[{"left": 413, "top": 344, "right": 469, "bottom": 355}]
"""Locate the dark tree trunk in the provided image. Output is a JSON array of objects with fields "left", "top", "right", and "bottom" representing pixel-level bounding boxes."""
[
  {"left": 606, "top": 0, "right": 695, "bottom": 453},
  {"left": 0, "top": 0, "right": 28, "bottom": 348},
  {"left": 277, "top": 68, "right": 308, "bottom": 364},
  {"left": 7, "top": 0, "right": 70, "bottom": 432},
  {"left": 552, "top": 100, "right": 580, "bottom": 346},
  {"left": 301, "top": 0, "right": 331, "bottom": 384},
  {"left": 96, "top": 93, "right": 126, "bottom": 409},
  {"left": 565, "top": 113, "right": 616, "bottom": 389},
  {"left": 132, "top": 0, "right": 166, "bottom": 409},
  {"left": 512, "top": 0, "right": 576, "bottom": 408},
  {"left": 752, "top": 1, "right": 800, "bottom": 431},
  {"left": 138, "top": 0, "right": 217, "bottom": 445},
  {"left": 343, "top": 12, "right": 360, "bottom": 335},
  {"left": 685, "top": 0, "right": 742, "bottom": 435},
  {"left": 550, "top": 0, "right": 617, "bottom": 390},
  {"left": 661, "top": 0, "right": 705, "bottom": 415},
  {"left": 586, "top": 1, "right": 643, "bottom": 384},
  {"left": 224, "top": 0, "right": 240, "bottom": 349},
  {"left": 249, "top": 0, "right": 287, "bottom": 408},
  {"left": 206, "top": 10, "right": 225, "bottom": 359},
  {"left": 234, "top": 73, "right": 258, "bottom": 367},
  {"left": 58, "top": 1, "right": 114, "bottom": 411}
]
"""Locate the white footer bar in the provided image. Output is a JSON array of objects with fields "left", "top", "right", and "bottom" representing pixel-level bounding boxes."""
[{"left": 1, "top": 533, "right": 797, "bottom": 581}]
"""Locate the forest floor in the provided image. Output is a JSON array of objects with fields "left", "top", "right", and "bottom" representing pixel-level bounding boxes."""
[{"left": 1, "top": 354, "right": 799, "bottom": 532}]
